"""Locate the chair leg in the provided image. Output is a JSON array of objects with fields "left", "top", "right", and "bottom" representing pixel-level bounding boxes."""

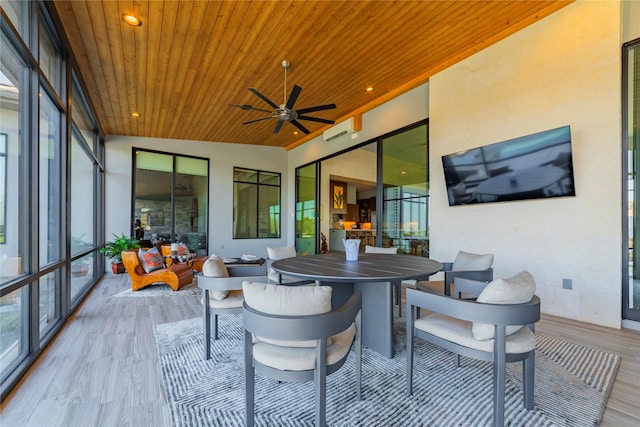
[
  {"left": 493, "top": 334, "right": 507, "bottom": 427},
  {"left": 213, "top": 314, "right": 219, "bottom": 340},
  {"left": 355, "top": 312, "right": 362, "bottom": 401},
  {"left": 244, "top": 331, "right": 255, "bottom": 427},
  {"left": 406, "top": 308, "right": 415, "bottom": 395},
  {"left": 203, "top": 290, "right": 211, "bottom": 360},
  {"left": 315, "top": 342, "right": 328, "bottom": 426},
  {"left": 523, "top": 352, "right": 535, "bottom": 410},
  {"left": 395, "top": 283, "right": 402, "bottom": 317}
]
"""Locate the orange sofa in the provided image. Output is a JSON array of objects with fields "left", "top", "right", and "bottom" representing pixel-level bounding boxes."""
[{"left": 122, "top": 250, "right": 194, "bottom": 291}]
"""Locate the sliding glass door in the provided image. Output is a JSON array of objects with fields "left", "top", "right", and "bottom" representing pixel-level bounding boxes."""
[
  {"left": 133, "top": 150, "right": 209, "bottom": 255},
  {"left": 624, "top": 39, "right": 640, "bottom": 322},
  {"left": 294, "top": 120, "right": 428, "bottom": 256},
  {"left": 380, "top": 124, "right": 429, "bottom": 254},
  {"left": 295, "top": 163, "right": 319, "bottom": 255}
]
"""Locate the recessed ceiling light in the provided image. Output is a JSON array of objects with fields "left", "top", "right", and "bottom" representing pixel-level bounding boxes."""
[
  {"left": 293, "top": 131, "right": 299, "bottom": 135},
  {"left": 401, "top": 171, "right": 406, "bottom": 175},
  {"left": 122, "top": 14, "right": 142, "bottom": 27},
  {"left": 365, "top": 86, "right": 374, "bottom": 92},
  {"left": 131, "top": 112, "right": 141, "bottom": 118}
]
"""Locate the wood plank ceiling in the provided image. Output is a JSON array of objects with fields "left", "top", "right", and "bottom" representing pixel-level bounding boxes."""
[{"left": 53, "top": 1, "right": 573, "bottom": 149}]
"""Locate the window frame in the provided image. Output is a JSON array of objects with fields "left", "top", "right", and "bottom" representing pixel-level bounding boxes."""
[{"left": 233, "top": 167, "right": 282, "bottom": 239}]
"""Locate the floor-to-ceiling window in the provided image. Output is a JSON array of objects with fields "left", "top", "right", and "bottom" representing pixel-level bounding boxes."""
[
  {"left": 0, "top": 24, "right": 31, "bottom": 389},
  {"left": 133, "top": 150, "right": 209, "bottom": 255},
  {"left": 381, "top": 124, "right": 429, "bottom": 254},
  {"left": 624, "top": 38, "right": 640, "bottom": 323},
  {"left": 0, "top": 2, "right": 105, "bottom": 400}
]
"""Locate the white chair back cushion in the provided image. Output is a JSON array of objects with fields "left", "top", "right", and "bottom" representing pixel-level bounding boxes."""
[
  {"left": 267, "top": 245, "right": 297, "bottom": 261},
  {"left": 202, "top": 254, "right": 229, "bottom": 300},
  {"left": 364, "top": 245, "right": 398, "bottom": 254},
  {"left": 472, "top": 270, "right": 536, "bottom": 340},
  {"left": 451, "top": 250, "right": 494, "bottom": 271},
  {"left": 267, "top": 245, "right": 298, "bottom": 282},
  {"left": 243, "top": 281, "right": 332, "bottom": 348}
]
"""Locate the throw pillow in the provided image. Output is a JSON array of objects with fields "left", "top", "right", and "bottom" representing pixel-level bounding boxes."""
[
  {"left": 202, "top": 254, "right": 229, "bottom": 300},
  {"left": 472, "top": 270, "right": 536, "bottom": 341},
  {"left": 138, "top": 247, "right": 164, "bottom": 273},
  {"left": 242, "top": 281, "right": 333, "bottom": 347},
  {"left": 451, "top": 250, "right": 494, "bottom": 271},
  {"left": 176, "top": 242, "right": 191, "bottom": 262}
]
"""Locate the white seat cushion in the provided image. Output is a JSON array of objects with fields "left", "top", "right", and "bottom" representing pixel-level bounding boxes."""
[
  {"left": 201, "top": 254, "right": 230, "bottom": 300},
  {"left": 253, "top": 323, "right": 355, "bottom": 371},
  {"left": 202, "top": 290, "right": 243, "bottom": 309},
  {"left": 473, "top": 270, "right": 536, "bottom": 340},
  {"left": 451, "top": 250, "right": 494, "bottom": 271},
  {"left": 415, "top": 313, "right": 536, "bottom": 354}
]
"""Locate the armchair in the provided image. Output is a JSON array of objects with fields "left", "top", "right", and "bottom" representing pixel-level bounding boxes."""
[
  {"left": 121, "top": 250, "right": 193, "bottom": 291},
  {"left": 197, "top": 255, "right": 267, "bottom": 360},
  {"left": 406, "top": 271, "right": 540, "bottom": 427},
  {"left": 417, "top": 250, "right": 494, "bottom": 296},
  {"left": 243, "top": 281, "right": 362, "bottom": 427}
]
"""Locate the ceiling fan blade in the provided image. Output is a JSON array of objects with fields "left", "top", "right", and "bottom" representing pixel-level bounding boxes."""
[
  {"left": 248, "top": 88, "right": 279, "bottom": 110},
  {"left": 273, "top": 119, "right": 285, "bottom": 134},
  {"left": 228, "top": 103, "right": 272, "bottom": 113},
  {"left": 242, "top": 116, "right": 277, "bottom": 125},
  {"left": 285, "top": 85, "right": 302, "bottom": 110},
  {"left": 290, "top": 120, "right": 310, "bottom": 134},
  {"left": 297, "top": 115, "right": 335, "bottom": 125},
  {"left": 295, "top": 103, "right": 337, "bottom": 114}
]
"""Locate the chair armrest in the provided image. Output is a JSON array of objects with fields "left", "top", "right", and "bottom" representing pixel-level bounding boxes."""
[
  {"left": 441, "top": 262, "right": 453, "bottom": 272},
  {"left": 197, "top": 273, "right": 268, "bottom": 291},
  {"left": 243, "top": 292, "right": 362, "bottom": 341},
  {"left": 406, "top": 288, "right": 540, "bottom": 327},
  {"left": 453, "top": 277, "right": 489, "bottom": 297},
  {"left": 227, "top": 264, "right": 267, "bottom": 277}
]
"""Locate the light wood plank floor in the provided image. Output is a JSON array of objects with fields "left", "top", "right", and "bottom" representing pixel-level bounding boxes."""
[{"left": 1, "top": 275, "right": 639, "bottom": 426}]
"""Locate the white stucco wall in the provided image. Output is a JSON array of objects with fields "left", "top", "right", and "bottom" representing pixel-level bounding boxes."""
[
  {"left": 104, "top": 136, "right": 289, "bottom": 261},
  {"left": 429, "top": 0, "right": 622, "bottom": 327}
]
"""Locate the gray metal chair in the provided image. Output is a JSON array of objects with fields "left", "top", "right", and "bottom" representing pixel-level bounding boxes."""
[
  {"left": 417, "top": 250, "right": 494, "bottom": 296},
  {"left": 406, "top": 274, "right": 541, "bottom": 427},
  {"left": 243, "top": 284, "right": 362, "bottom": 427},
  {"left": 266, "top": 245, "right": 314, "bottom": 286},
  {"left": 197, "top": 264, "right": 267, "bottom": 360}
]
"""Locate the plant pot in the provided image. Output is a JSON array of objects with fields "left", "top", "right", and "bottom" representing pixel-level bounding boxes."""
[{"left": 112, "top": 262, "right": 126, "bottom": 274}]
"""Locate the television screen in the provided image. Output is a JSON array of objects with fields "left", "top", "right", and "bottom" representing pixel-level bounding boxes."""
[{"left": 442, "top": 125, "right": 575, "bottom": 206}]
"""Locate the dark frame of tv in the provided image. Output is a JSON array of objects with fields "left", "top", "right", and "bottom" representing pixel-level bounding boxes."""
[{"left": 442, "top": 125, "right": 576, "bottom": 206}]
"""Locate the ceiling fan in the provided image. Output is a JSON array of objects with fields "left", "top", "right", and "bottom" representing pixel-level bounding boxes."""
[{"left": 229, "top": 60, "right": 336, "bottom": 134}]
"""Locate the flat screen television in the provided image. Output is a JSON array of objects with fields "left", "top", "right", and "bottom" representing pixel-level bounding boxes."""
[{"left": 442, "top": 125, "right": 575, "bottom": 206}]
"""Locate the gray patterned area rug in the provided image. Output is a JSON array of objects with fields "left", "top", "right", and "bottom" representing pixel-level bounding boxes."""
[
  {"left": 111, "top": 282, "right": 201, "bottom": 297},
  {"left": 154, "top": 315, "right": 619, "bottom": 427}
]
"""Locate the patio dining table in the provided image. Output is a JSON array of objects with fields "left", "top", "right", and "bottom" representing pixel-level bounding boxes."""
[{"left": 271, "top": 252, "right": 442, "bottom": 358}]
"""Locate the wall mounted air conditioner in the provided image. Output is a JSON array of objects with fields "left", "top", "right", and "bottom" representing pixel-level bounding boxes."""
[{"left": 323, "top": 117, "right": 356, "bottom": 143}]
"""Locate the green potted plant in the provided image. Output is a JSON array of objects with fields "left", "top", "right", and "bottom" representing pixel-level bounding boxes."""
[{"left": 100, "top": 233, "right": 141, "bottom": 274}]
